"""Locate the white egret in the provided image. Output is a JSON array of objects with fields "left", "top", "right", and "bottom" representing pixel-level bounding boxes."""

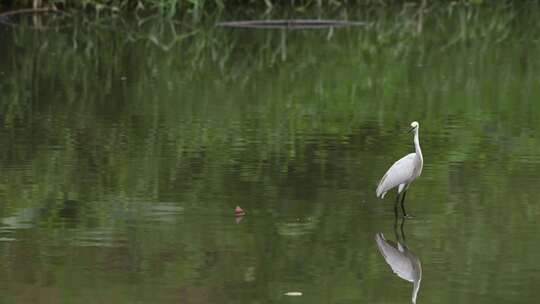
[
  {"left": 376, "top": 121, "right": 423, "bottom": 217},
  {"left": 375, "top": 232, "right": 422, "bottom": 304}
]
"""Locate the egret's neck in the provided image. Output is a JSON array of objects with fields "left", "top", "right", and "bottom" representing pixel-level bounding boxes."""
[
  {"left": 412, "top": 279, "right": 421, "bottom": 304},
  {"left": 413, "top": 130, "right": 423, "bottom": 161}
]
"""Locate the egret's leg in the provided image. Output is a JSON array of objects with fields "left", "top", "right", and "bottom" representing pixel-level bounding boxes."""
[
  {"left": 394, "top": 193, "right": 400, "bottom": 220},
  {"left": 400, "top": 190, "right": 409, "bottom": 217},
  {"left": 394, "top": 216, "right": 407, "bottom": 243},
  {"left": 393, "top": 214, "right": 399, "bottom": 240},
  {"left": 400, "top": 217, "right": 406, "bottom": 242}
]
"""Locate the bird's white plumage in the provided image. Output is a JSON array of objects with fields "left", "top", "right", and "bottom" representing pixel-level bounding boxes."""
[
  {"left": 376, "top": 153, "right": 418, "bottom": 198},
  {"left": 376, "top": 121, "right": 423, "bottom": 199},
  {"left": 375, "top": 233, "right": 422, "bottom": 304},
  {"left": 375, "top": 233, "right": 419, "bottom": 282}
]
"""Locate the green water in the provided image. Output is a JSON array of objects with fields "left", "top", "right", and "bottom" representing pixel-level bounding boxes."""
[{"left": 1, "top": 5, "right": 540, "bottom": 304}]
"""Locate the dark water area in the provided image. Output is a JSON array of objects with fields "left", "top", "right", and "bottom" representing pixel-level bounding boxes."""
[{"left": 0, "top": 5, "right": 540, "bottom": 303}]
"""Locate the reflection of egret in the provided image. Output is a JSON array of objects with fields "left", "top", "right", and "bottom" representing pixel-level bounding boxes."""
[
  {"left": 375, "top": 228, "right": 422, "bottom": 304},
  {"left": 376, "top": 121, "right": 423, "bottom": 217}
]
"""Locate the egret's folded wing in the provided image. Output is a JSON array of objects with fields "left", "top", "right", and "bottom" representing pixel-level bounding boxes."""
[
  {"left": 375, "top": 233, "right": 415, "bottom": 282},
  {"left": 376, "top": 153, "right": 416, "bottom": 198}
]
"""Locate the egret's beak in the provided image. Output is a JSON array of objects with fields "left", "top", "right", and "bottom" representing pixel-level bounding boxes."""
[{"left": 407, "top": 126, "right": 415, "bottom": 133}]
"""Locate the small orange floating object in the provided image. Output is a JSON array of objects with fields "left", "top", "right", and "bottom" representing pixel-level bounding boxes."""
[{"left": 235, "top": 206, "right": 246, "bottom": 216}]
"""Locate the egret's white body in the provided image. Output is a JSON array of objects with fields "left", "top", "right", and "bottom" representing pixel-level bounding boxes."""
[
  {"left": 375, "top": 233, "right": 422, "bottom": 304},
  {"left": 376, "top": 122, "right": 423, "bottom": 215}
]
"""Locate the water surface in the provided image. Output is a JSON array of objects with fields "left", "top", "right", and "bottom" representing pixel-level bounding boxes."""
[{"left": 0, "top": 5, "right": 540, "bottom": 304}]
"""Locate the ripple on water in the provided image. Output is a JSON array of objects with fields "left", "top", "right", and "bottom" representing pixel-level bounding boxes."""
[
  {"left": 72, "top": 228, "right": 127, "bottom": 248},
  {"left": 1, "top": 208, "right": 38, "bottom": 230},
  {"left": 143, "top": 203, "right": 185, "bottom": 223},
  {"left": 275, "top": 217, "right": 319, "bottom": 237}
]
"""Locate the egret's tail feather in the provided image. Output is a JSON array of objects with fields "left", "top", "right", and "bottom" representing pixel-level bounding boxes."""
[
  {"left": 376, "top": 173, "right": 388, "bottom": 198},
  {"left": 376, "top": 184, "right": 386, "bottom": 199}
]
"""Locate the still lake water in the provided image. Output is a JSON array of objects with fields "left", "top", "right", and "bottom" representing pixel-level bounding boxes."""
[{"left": 1, "top": 5, "right": 540, "bottom": 304}]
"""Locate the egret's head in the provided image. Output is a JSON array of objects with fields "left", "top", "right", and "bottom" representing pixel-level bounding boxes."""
[{"left": 408, "top": 121, "right": 419, "bottom": 133}]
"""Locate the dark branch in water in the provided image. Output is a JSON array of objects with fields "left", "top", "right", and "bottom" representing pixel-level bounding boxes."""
[
  {"left": 0, "top": 7, "right": 70, "bottom": 29},
  {"left": 0, "top": 7, "right": 63, "bottom": 18},
  {"left": 217, "top": 19, "right": 368, "bottom": 29}
]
